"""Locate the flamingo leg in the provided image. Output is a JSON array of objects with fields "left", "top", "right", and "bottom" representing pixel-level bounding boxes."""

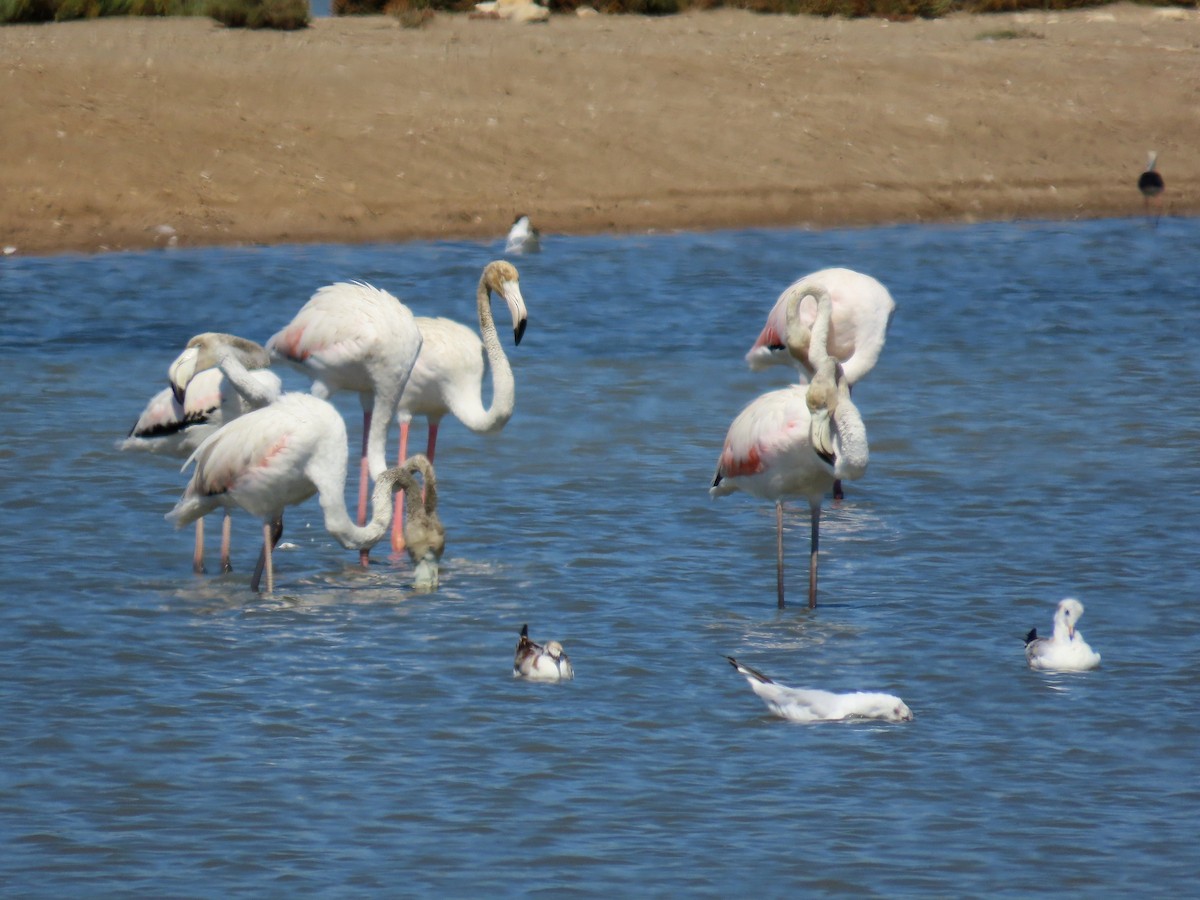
[
  {"left": 220, "top": 510, "right": 233, "bottom": 573},
  {"left": 808, "top": 502, "right": 821, "bottom": 609},
  {"left": 775, "top": 501, "right": 786, "bottom": 610},
  {"left": 193, "top": 518, "right": 205, "bottom": 575},
  {"left": 425, "top": 421, "right": 439, "bottom": 464},
  {"left": 251, "top": 517, "right": 284, "bottom": 593},
  {"left": 358, "top": 409, "right": 371, "bottom": 567},
  {"left": 391, "top": 420, "right": 411, "bottom": 553}
]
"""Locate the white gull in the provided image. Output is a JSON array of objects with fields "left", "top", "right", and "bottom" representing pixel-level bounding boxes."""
[
  {"left": 726, "top": 657, "right": 912, "bottom": 724},
  {"left": 1024, "top": 598, "right": 1101, "bottom": 672}
]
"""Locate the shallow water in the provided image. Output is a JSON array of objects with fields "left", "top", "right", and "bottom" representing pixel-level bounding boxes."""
[{"left": 1, "top": 217, "right": 1198, "bottom": 896}]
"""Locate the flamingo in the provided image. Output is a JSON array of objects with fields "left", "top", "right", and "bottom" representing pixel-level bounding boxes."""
[
  {"left": 745, "top": 267, "right": 895, "bottom": 385},
  {"left": 1138, "top": 151, "right": 1164, "bottom": 226},
  {"left": 504, "top": 214, "right": 541, "bottom": 254},
  {"left": 164, "top": 333, "right": 284, "bottom": 577},
  {"left": 122, "top": 363, "right": 281, "bottom": 574},
  {"left": 393, "top": 454, "right": 445, "bottom": 591},
  {"left": 711, "top": 285, "right": 869, "bottom": 609},
  {"left": 266, "top": 281, "right": 423, "bottom": 564},
  {"left": 745, "top": 267, "right": 892, "bottom": 501},
  {"left": 168, "top": 333, "right": 282, "bottom": 410},
  {"left": 391, "top": 260, "right": 528, "bottom": 550},
  {"left": 167, "top": 392, "right": 411, "bottom": 594},
  {"left": 726, "top": 657, "right": 913, "bottom": 723},
  {"left": 513, "top": 624, "right": 574, "bottom": 682},
  {"left": 1024, "top": 599, "right": 1101, "bottom": 672}
]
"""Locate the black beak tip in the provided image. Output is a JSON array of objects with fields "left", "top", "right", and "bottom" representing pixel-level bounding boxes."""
[
  {"left": 513, "top": 318, "right": 527, "bottom": 346},
  {"left": 171, "top": 384, "right": 186, "bottom": 405}
]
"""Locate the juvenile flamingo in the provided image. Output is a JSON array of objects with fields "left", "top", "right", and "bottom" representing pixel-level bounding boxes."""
[
  {"left": 393, "top": 454, "right": 445, "bottom": 591},
  {"left": 712, "top": 286, "right": 869, "bottom": 609},
  {"left": 168, "top": 392, "right": 411, "bottom": 594},
  {"left": 392, "top": 260, "right": 528, "bottom": 550},
  {"left": 266, "top": 282, "right": 423, "bottom": 564}
]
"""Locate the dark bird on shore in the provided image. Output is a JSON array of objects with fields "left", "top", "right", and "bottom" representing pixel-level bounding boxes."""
[{"left": 1138, "top": 151, "right": 1164, "bottom": 226}]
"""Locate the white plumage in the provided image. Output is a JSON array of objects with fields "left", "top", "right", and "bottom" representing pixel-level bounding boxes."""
[
  {"left": 727, "top": 657, "right": 913, "bottom": 724},
  {"left": 513, "top": 624, "right": 573, "bottom": 682},
  {"left": 745, "top": 267, "right": 895, "bottom": 385},
  {"left": 1025, "top": 598, "right": 1101, "bottom": 672}
]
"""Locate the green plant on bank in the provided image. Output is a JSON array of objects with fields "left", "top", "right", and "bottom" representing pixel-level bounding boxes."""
[{"left": 0, "top": 0, "right": 307, "bottom": 24}]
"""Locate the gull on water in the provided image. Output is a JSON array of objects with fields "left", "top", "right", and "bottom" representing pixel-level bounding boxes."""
[
  {"left": 504, "top": 214, "right": 541, "bottom": 254},
  {"left": 513, "top": 624, "right": 573, "bottom": 682},
  {"left": 725, "top": 657, "right": 913, "bottom": 724},
  {"left": 1024, "top": 598, "right": 1101, "bottom": 672}
]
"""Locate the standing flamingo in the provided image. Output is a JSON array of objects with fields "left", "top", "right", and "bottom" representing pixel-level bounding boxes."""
[
  {"left": 1137, "top": 151, "right": 1164, "bottom": 226},
  {"left": 168, "top": 392, "right": 410, "bottom": 594},
  {"left": 123, "top": 363, "right": 281, "bottom": 574},
  {"left": 391, "top": 260, "right": 528, "bottom": 550},
  {"left": 745, "top": 267, "right": 895, "bottom": 385},
  {"left": 712, "top": 287, "right": 869, "bottom": 609},
  {"left": 393, "top": 454, "right": 445, "bottom": 590},
  {"left": 266, "top": 281, "right": 423, "bottom": 564}
]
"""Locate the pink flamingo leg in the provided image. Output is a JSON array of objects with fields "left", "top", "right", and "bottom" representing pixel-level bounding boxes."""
[
  {"left": 358, "top": 409, "right": 371, "bottom": 567},
  {"left": 220, "top": 511, "right": 233, "bottom": 573},
  {"left": 193, "top": 518, "right": 206, "bottom": 574},
  {"left": 391, "top": 420, "right": 411, "bottom": 553}
]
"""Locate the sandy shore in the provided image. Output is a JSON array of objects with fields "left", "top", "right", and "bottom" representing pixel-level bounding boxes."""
[{"left": 2, "top": 4, "right": 1196, "bottom": 255}]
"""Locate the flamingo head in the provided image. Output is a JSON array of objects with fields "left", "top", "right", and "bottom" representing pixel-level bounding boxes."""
[
  {"left": 806, "top": 357, "right": 841, "bottom": 467},
  {"left": 484, "top": 260, "right": 528, "bottom": 345}
]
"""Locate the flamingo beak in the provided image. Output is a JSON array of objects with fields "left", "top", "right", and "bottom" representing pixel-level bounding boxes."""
[
  {"left": 502, "top": 280, "right": 528, "bottom": 346},
  {"left": 167, "top": 346, "right": 199, "bottom": 405}
]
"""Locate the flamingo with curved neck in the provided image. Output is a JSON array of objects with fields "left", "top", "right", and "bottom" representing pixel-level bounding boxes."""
[{"left": 392, "top": 260, "right": 528, "bottom": 550}]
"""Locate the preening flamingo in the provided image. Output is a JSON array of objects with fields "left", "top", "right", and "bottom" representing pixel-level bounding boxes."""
[
  {"left": 712, "top": 286, "right": 869, "bottom": 609},
  {"left": 266, "top": 281, "right": 423, "bottom": 564},
  {"left": 393, "top": 454, "right": 445, "bottom": 591},
  {"left": 513, "top": 624, "right": 573, "bottom": 682},
  {"left": 392, "top": 260, "right": 528, "bottom": 550},
  {"left": 166, "top": 333, "right": 284, "bottom": 576},
  {"left": 168, "top": 333, "right": 282, "bottom": 410},
  {"left": 168, "top": 392, "right": 410, "bottom": 594},
  {"left": 745, "top": 267, "right": 895, "bottom": 385},
  {"left": 1024, "top": 598, "right": 1101, "bottom": 672},
  {"left": 1137, "top": 151, "right": 1164, "bottom": 226},
  {"left": 504, "top": 214, "right": 541, "bottom": 254}
]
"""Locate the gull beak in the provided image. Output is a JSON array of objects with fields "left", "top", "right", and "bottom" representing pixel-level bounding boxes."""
[
  {"left": 167, "top": 346, "right": 199, "bottom": 405},
  {"left": 502, "top": 280, "right": 528, "bottom": 346}
]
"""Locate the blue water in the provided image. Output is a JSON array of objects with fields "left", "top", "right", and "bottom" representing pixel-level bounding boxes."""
[{"left": 1, "top": 218, "right": 1198, "bottom": 896}]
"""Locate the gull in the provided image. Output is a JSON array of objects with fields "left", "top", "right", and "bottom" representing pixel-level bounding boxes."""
[
  {"left": 1024, "top": 598, "right": 1101, "bottom": 672},
  {"left": 726, "top": 657, "right": 913, "bottom": 723},
  {"left": 513, "top": 624, "right": 573, "bottom": 682},
  {"left": 504, "top": 214, "right": 541, "bottom": 254}
]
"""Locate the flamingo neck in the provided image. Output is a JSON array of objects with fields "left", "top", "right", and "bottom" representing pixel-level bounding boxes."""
[
  {"left": 318, "top": 467, "right": 402, "bottom": 551},
  {"left": 453, "top": 278, "right": 516, "bottom": 434},
  {"left": 831, "top": 379, "right": 869, "bottom": 482}
]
